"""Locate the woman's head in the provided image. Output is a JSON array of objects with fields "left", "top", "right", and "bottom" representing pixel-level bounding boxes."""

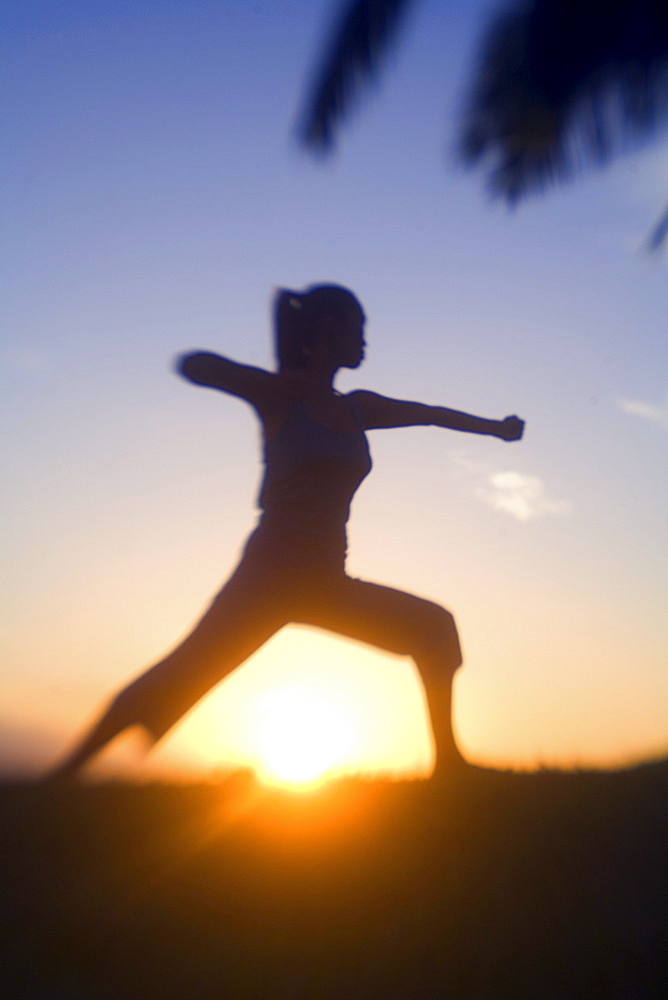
[{"left": 274, "top": 284, "right": 365, "bottom": 372}]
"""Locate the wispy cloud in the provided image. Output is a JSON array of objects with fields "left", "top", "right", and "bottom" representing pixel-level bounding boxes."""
[
  {"left": 618, "top": 390, "right": 668, "bottom": 431},
  {"left": 475, "top": 472, "right": 572, "bottom": 522},
  {"left": 451, "top": 452, "right": 572, "bottom": 522}
]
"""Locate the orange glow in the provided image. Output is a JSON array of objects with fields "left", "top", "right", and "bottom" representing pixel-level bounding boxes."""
[
  {"left": 252, "top": 684, "right": 358, "bottom": 789},
  {"left": 139, "top": 629, "right": 433, "bottom": 784}
]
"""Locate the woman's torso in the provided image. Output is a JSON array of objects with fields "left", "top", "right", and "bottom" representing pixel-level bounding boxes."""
[{"left": 254, "top": 393, "right": 372, "bottom": 562}]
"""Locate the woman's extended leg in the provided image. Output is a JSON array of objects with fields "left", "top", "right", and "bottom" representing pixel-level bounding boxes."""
[
  {"left": 50, "top": 559, "right": 288, "bottom": 778},
  {"left": 295, "top": 575, "right": 465, "bottom": 777}
]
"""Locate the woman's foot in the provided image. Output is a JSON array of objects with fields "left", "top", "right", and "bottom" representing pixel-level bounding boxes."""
[{"left": 431, "top": 746, "right": 469, "bottom": 783}]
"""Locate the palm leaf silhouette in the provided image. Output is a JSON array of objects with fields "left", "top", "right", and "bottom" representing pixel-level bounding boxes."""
[
  {"left": 645, "top": 201, "right": 668, "bottom": 251},
  {"left": 300, "top": 0, "right": 417, "bottom": 151},
  {"left": 301, "top": 0, "right": 668, "bottom": 246},
  {"left": 461, "top": 0, "right": 668, "bottom": 204}
]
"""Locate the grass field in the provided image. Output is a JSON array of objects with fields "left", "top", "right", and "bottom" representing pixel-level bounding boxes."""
[{"left": 2, "top": 759, "right": 667, "bottom": 999}]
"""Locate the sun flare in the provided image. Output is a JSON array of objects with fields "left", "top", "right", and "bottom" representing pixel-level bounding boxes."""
[{"left": 253, "top": 684, "right": 356, "bottom": 788}]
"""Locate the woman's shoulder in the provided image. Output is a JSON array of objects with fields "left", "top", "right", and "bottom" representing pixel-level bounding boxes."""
[
  {"left": 256, "top": 372, "right": 308, "bottom": 439},
  {"left": 342, "top": 389, "right": 377, "bottom": 423}
]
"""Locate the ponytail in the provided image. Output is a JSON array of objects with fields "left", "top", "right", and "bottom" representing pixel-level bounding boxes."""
[{"left": 274, "top": 289, "right": 310, "bottom": 370}]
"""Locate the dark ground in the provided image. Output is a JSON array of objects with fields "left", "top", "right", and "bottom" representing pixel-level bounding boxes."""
[{"left": 1, "top": 759, "right": 667, "bottom": 999}]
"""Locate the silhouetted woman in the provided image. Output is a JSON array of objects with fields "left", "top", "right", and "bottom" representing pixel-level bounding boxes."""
[{"left": 53, "top": 285, "right": 524, "bottom": 779}]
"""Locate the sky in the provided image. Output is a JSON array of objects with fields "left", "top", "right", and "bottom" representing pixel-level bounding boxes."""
[{"left": 2, "top": 0, "right": 667, "bottom": 781}]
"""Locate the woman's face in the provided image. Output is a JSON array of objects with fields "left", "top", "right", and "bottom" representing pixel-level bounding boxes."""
[{"left": 325, "top": 304, "right": 366, "bottom": 369}]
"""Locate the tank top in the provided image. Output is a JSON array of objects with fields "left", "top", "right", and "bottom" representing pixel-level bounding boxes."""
[{"left": 257, "top": 396, "right": 372, "bottom": 553}]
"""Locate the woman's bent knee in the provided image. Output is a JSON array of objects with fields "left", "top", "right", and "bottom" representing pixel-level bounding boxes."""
[{"left": 415, "top": 605, "right": 462, "bottom": 672}]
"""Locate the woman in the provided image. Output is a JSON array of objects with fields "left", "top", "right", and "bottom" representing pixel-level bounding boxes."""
[{"left": 53, "top": 284, "right": 524, "bottom": 780}]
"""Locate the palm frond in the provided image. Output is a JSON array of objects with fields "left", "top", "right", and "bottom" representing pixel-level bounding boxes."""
[
  {"left": 300, "top": 0, "right": 416, "bottom": 151},
  {"left": 645, "top": 201, "right": 668, "bottom": 252},
  {"left": 460, "top": 0, "right": 668, "bottom": 204}
]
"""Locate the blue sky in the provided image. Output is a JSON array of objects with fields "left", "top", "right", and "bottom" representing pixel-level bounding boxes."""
[{"left": 2, "top": 0, "right": 667, "bottom": 776}]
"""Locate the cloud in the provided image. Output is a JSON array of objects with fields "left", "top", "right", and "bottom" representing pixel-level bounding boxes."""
[
  {"left": 451, "top": 451, "right": 572, "bottom": 522},
  {"left": 618, "top": 391, "right": 668, "bottom": 431},
  {"left": 475, "top": 471, "right": 572, "bottom": 522}
]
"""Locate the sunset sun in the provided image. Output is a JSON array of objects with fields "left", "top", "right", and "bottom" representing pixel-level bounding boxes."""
[{"left": 253, "top": 685, "right": 356, "bottom": 788}]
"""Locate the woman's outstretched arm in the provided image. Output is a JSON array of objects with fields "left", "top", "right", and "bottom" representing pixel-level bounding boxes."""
[
  {"left": 177, "top": 350, "right": 298, "bottom": 431},
  {"left": 350, "top": 390, "right": 524, "bottom": 441},
  {"left": 177, "top": 351, "right": 276, "bottom": 399}
]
